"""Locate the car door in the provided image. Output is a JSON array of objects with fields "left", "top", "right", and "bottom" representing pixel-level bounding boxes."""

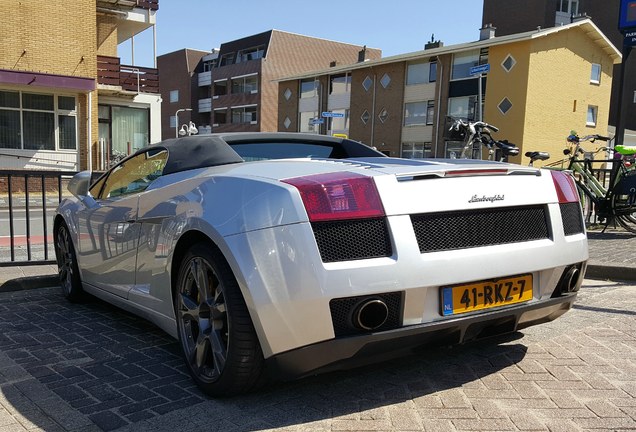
[{"left": 77, "top": 149, "right": 168, "bottom": 298}]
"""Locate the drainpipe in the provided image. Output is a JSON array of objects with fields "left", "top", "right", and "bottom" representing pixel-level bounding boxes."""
[
  {"left": 370, "top": 73, "right": 376, "bottom": 147},
  {"left": 87, "top": 91, "right": 92, "bottom": 172},
  {"left": 435, "top": 61, "right": 443, "bottom": 158}
]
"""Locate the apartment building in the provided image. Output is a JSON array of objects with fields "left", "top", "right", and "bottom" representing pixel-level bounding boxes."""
[
  {"left": 483, "top": 0, "right": 636, "bottom": 134},
  {"left": 158, "top": 48, "right": 216, "bottom": 138},
  {"left": 158, "top": 30, "right": 381, "bottom": 137},
  {"left": 278, "top": 20, "right": 620, "bottom": 165},
  {"left": 0, "top": 0, "right": 161, "bottom": 171}
]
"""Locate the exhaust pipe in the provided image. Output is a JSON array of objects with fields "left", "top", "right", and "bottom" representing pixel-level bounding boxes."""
[
  {"left": 353, "top": 299, "right": 389, "bottom": 330},
  {"left": 565, "top": 266, "right": 580, "bottom": 293}
]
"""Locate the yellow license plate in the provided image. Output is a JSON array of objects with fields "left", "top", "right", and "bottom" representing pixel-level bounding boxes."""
[{"left": 441, "top": 274, "right": 533, "bottom": 316}]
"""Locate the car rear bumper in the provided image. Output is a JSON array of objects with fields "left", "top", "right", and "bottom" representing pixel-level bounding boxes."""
[{"left": 266, "top": 292, "right": 576, "bottom": 380}]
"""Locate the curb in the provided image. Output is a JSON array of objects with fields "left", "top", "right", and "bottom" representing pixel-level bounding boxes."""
[
  {"left": 0, "top": 275, "right": 59, "bottom": 293},
  {"left": 585, "top": 263, "right": 636, "bottom": 282}
]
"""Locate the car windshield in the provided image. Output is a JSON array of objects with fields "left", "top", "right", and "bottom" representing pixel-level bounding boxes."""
[{"left": 229, "top": 142, "right": 346, "bottom": 161}]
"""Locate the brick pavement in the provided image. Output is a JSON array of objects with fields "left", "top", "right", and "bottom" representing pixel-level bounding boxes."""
[{"left": 0, "top": 278, "right": 634, "bottom": 432}]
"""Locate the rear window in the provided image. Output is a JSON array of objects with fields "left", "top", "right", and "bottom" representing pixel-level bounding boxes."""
[{"left": 229, "top": 142, "right": 346, "bottom": 161}]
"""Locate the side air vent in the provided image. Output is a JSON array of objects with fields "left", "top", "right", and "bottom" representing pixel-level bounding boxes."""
[
  {"left": 312, "top": 218, "right": 392, "bottom": 263},
  {"left": 560, "top": 202, "right": 584, "bottom": 236}
]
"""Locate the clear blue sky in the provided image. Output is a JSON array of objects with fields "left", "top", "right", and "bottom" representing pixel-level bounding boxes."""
[{"left": 120, "top": 0, "right": 485, "bottom": 67}]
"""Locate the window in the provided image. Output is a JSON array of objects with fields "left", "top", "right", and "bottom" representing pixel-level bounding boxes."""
[
  {"left": 558, "top": 0, "right": 578, "bottom": 14},
  {"left": 169, "top": 115, "right": 177, "bottom": 128},
  {"left": 330, "top": 109, "right": 350, "bottom": 132},
  {"left": 236, "top": 46, "right": 265, "bottom": 63},
  {"left": 404, "top": 101, "right": 435, "bottom": 126},
  {"left": 99, "top": 149, "right": 168, "bottom": 199},
  {"left": 219, "top": 53, "right": 234, "bottom": 66},
  {"left": 362, "top": 76, "right": 373, "bottom": 91},
  {"left": 498, "top": 98, "right": 513, "bottom": 115},
  {"left": 213, "top": 80, "right": 227, "bottom": 97},
  {"left": 231, "top": 75, "right": 258, "bottom": 94},
  {"left": 203, "top": 59, "right": 217, "bottom": 72},
  {"left": 300, "top": 79, "right": 318, "bottom": 98},
  {"left": 111, "top": 106, "right": 149, "bottom": 154},
  {"left": 299, "top": 111, "right": 319, "bottom": 133},
  {"left": 213, "top": 108, "right": 227, "bottom": 125},
  {"left": 0, "top": 90, "right": 77, "bottom": 151},
  {"left": 452, "top": 50, "right": 480, "bottom": 80},
  {"left": 401, "top": 142, "right": 432, "bottom": 159},
  {"left": 380, "top": 73, "right": 391, "bottom": 88},
  {"left": 587, "top": 105, "right": 598, "bottom": 126},
  {"left": 231, "top": 106, "right": 257, "bottom": 124},
  {"left": 502, "top": 55, "right": 516, "bottom": 72},
  {"left": 329, "top": 73, "right": 351, "bottom": 95},
  {"left": 448, "top": 96, "right": 478, "bottom": 121},
  {"left": 406, "top": 61, "right": 437, "bottom": 85},
  {"left": 590, "top": 63, "right": 601, "bottom": 84},
  {"left": 169, "top": 90, "right": 179, "bottom": 103}
]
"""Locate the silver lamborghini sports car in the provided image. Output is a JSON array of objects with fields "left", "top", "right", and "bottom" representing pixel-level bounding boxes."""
[{"left": 54, "top": 133, "right": 588, "bottom": 396}]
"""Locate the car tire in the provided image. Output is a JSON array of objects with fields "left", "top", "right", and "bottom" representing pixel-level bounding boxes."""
[
  {"left": 54, "top": 221, "right": 84, "bottom": 302},
  {"left": 174, "top": 242, "right": 264, "bottom": 397}
]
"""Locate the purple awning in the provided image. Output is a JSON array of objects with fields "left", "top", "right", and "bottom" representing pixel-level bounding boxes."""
[{"left": 0, "top": 69, "right": 95, "bottom": 92}]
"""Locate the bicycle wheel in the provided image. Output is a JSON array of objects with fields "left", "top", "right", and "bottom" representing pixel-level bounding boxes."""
[
  {"left": 612, "top": 193, "right": 636, "bottom": 233},
  {"left": 576, "top": 185, "right": 593, "bottom": 224}
]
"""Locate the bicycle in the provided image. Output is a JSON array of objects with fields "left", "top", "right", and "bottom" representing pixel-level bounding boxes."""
[
  {"left": 544, "top": 132, "right": 636, "bottom": 233},
  {"left": 448, "top": 118, "right": 519, "bottom": 162}
]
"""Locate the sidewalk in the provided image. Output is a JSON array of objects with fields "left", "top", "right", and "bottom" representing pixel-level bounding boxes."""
[{"left": 0, "top": 227, "right": 634, "bottom": 291}]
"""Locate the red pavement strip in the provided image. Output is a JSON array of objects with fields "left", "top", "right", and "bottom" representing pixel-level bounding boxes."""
[{"left": 0, "top": 235, "right": 53, "bottom": 247}]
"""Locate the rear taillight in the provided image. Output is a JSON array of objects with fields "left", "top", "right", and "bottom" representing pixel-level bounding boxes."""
[
  {"left": 550, "top": 170, "right": 579, "bottom": 203},
  {"left": 283, "top": 172, "right": 385, "bottom": 222}
]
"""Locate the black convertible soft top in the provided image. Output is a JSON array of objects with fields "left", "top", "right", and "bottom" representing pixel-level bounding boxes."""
[{"left": 136, "top": 132, "right": 385, "bottom": 176}]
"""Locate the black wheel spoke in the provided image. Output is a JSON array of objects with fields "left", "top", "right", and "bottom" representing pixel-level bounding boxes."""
[
  {"left": 194, "top": 332, "right": 211, "bottom": 371},
  {"left": 190, "top": 258, "right": 211, "bottom": 304},
  {"left": 179, "top": 293, "right": 199, "bottom": 322},
  {"left": 210, "top": 329, "right": 227, "bottom": 372}
]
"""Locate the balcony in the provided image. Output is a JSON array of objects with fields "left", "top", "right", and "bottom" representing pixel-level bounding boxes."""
[
  {"left": 97, "top": 0, "right": 158, "bottom": 43},
  {"left": 96, "top": 0, "right": 158, "bottom": 11},
  {"left": 97, "top": 56, "right": 159, "bottom": 93},
  {"left": 199, "top": 71, "right": 212, "bottom": 87},
  {"left": 199, "top": 98, "right": 212, "bottom": 113}
]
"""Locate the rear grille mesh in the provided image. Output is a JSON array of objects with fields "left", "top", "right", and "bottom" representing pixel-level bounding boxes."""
[
  {"left": 411, "top": 205, "right": 549, "bottom": 253},
  {"left": 560, "top": 202, "right": 584, "bottom": 236},
  {"left": 312, "top": 218, "right": 392, "bottom": 263},
  {"left": 330, "top": 292, "right": 403, "bottom": 337}
]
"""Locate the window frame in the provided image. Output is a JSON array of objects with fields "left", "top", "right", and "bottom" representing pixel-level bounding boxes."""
[
  {"left": 96, "top": 148, "right": 169, "bottom": 200},
  {"left": 586, "top": 105, "right": 598, "bottom": 127},
  {"left": 590, "top": 63, "right": 601, "bottom": 84},
  {"left": 231, "top": 105, "right": 258, "bottom": 125},
  {"left": 0, "top": 90, "right": 77, "bottom": 152},
  {"left": 401, "top": 142, "right": 432, "bottom": 159}
]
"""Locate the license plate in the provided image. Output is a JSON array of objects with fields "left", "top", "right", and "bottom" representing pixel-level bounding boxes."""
[{"left": 441, "top": 274, "right": 533, "bottom": 316}]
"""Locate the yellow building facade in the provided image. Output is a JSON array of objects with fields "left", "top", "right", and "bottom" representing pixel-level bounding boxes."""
[{"left": 485, "top": 22, "right": 620, "bottom": 166}]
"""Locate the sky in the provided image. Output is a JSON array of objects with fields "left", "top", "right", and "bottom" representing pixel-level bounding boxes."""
[{"left": 120, "top": 0, "right": 485, "bottom": 67}]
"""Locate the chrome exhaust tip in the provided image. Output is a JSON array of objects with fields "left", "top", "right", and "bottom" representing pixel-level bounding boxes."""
[{"left": 353, "top": 299, "right": 389, "bottom": 330}]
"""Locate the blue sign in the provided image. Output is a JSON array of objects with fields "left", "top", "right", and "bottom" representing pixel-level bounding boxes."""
[
  {"left": 620, "top": 0, "right": 636, "bottom": 33},
  {"left": 309, "top": 118, "right": 324, "bottom": 125},
  {"left": 469, "top": 64, "right": 491, "bottom": 75},
  {"left": 322, "top": 111, "right": 345, "bottom": 118},
  {"left": 625, "top": 31, "right": 636, "bottom": 47}
]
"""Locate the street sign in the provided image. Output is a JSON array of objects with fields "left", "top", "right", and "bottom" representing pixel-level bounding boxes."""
[
  {"left": 469, "top": 64, "right": 491, "bottom": 75},
  {"left": 322, "top": 111, "right": 345, "bottom": 118},
  {"left": 309, "top": 118, "right": 324, "bottom": 125},
  {"left": 625, "top": 31, "right": 636, "bottom": 47}
]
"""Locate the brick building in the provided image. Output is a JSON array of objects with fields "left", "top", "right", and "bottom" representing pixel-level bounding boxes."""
[
  {"left": 482, "top": 0, "right": 635, "bottom": 138},
  {"left": 158, "top": 30, "right": 381, "bottom": 137},
  {"left": 278, "top": 20, "right": 620, "bottom": 165},
  {"left": 0, "top": 0, "right": 162, "bottom": 171}
]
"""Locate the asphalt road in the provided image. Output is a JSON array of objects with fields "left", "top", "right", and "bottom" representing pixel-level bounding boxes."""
[{"left": 0, "top": 278, "right": 634, "bottom": 432}]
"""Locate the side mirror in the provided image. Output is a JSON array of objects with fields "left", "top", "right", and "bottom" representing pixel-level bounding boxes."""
[{"left": 68, "top": 170, "right": 92, "bottom": 199}]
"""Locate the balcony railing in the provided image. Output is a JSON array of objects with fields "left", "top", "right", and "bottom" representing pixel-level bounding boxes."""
[
  {"left": 97, "top": 0, "right": 158, "bottom": 11},
  {"left": 136, "top": 0, "right": 158, "bottom": 10},
  {"left": 97, "top": 56, "right": 159, "bottom": 93}
]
